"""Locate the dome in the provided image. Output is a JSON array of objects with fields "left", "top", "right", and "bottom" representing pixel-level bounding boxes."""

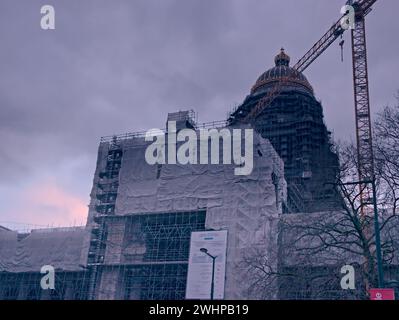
[{"left": 251, "top": 48, "right": 313, "bottom": 95}]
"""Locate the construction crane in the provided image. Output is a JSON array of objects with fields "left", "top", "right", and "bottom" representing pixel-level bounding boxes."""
[{"left": 238, "top": 0, "right": 383, "bottom": 287}]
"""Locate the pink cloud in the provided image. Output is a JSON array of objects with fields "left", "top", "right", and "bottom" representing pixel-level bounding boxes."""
[{"left": 4, "top": 178, "right": 88, "bottom": 228}]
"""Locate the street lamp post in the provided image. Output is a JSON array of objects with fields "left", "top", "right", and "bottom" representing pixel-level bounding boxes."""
[
  {"left": 200, "top": 248, "right": 217, "bottom": 300},
  {"left": 371, "top": 178, "right": 384, "bottom": 288}
]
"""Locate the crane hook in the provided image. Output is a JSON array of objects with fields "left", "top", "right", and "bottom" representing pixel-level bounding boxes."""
[{"left": 339, "top": 38, "right": 345, "bottom": 62}]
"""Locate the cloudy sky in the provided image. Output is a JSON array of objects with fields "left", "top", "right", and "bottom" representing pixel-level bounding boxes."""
[{"left": 0, "top": 0, "right": 398, "bottom": 229}]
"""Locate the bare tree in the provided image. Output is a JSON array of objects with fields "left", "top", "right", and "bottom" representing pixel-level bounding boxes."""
[{"left": 242, "top": 94, "right": 399, "bottom": 300}]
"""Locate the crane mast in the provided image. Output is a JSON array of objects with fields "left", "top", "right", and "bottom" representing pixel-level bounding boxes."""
[{"left": 351, "top": 4, "right": 374, "bottom": 214}]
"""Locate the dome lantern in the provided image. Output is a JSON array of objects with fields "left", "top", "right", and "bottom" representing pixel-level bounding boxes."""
[{"left": 275, "top": 48, "right": 290, "bottom": 67}]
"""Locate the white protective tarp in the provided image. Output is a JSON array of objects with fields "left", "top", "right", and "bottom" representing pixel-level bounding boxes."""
[{"left": 0, "top": 227, "right": 88, "bottom": 272}]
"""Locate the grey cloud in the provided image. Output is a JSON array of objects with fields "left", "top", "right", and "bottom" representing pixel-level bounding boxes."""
[{"left": 0, "top": 0, "right": 398, "bottom": 224}]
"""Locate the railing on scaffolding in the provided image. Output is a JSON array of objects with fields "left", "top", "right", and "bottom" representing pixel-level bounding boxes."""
[{"left": 100, "top": 120, "right": 230, "bottom": 143}]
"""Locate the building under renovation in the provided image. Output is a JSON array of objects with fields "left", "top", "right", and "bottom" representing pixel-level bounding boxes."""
[
  {"left": 228, "top": 49, "right": 340, "bottom": 213},
  {"left": 3, "top": 50, "right": 396, "bottom": 300},
  {"left": 82, "top": 115, "right": 286, "bottom": 299},
  {"left": 0, "top": 226, "right": 90, "bottom": 300},
  {"left": 0, "top": 121, "right": 286, "bottom": 299}
]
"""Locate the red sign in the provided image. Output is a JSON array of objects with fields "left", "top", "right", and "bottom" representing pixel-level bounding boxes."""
[{"left": 370, "top": 288, "right": 395, "bottom": 300}]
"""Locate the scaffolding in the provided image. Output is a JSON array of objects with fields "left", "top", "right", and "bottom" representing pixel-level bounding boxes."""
[
  {"left": 0, "top": 209, "right": 206, "bottom": 300},
  {"left": 87, "top": 128, "right": 209, "bottom": 299},
  {"left": 230, "top": 88, "right": 341, "bottom": 213},
  {"left": 87, "top": 136, "right": 123, "bottom": 299},
  {"left": 120, "top": 211, "right": 206, "bottom": 300},
  {"left": 0, "top": 271, "right": 90, "bottom": 300},
  {"left": 0, "top": 225, "right": 91, "bottom": 300},
  {"left": 85, "top": 210, "right": 206, "bottom": 300}
]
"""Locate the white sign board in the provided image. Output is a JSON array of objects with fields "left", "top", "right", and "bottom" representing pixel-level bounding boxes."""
[{"left": 185, "top": 230, "right": 228, "bottom": 300}]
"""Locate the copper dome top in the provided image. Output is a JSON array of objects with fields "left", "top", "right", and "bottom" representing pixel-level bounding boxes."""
[{"left": 251, "top": 48, "right": 313, "bottom": 95}]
